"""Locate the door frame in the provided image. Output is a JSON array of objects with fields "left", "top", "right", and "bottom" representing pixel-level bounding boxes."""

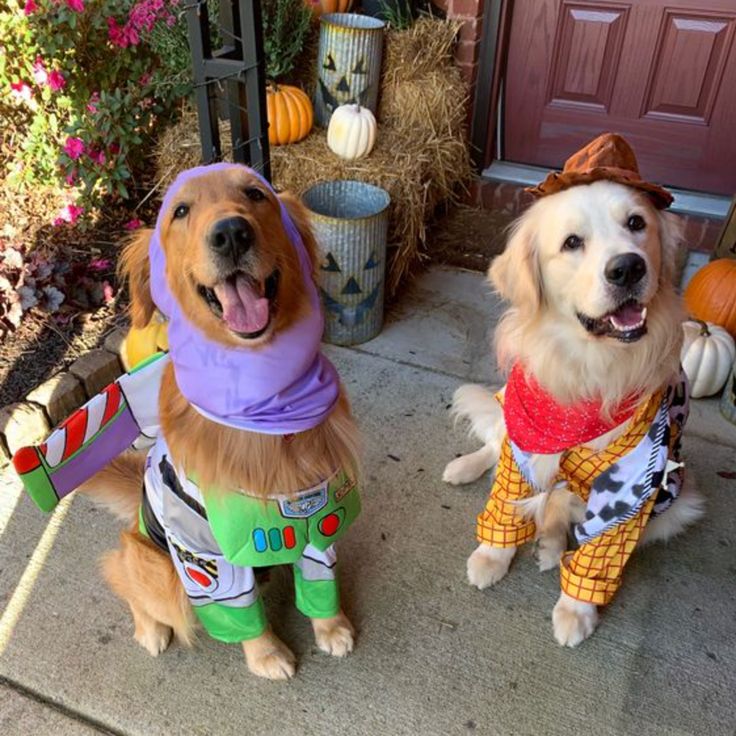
[
  {"left": 469, "top": 0, "right": 732, "bottom": 217},
  {"left": 469, "top": 0, "right": 511, "bottom": 172}
]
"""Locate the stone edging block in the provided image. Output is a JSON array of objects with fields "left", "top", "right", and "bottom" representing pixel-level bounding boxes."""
[
  {"left": 103, "top": 327, "right": 126, "bottom": 356},
  {"left": 27, "top": 372, "right": 87, "bottom": 426},
  {"left": 69, "top": 348, "right": 123, "bottom": 398},
  {"left": 0, "top": 402, "right": 50, "bottom": 456}
]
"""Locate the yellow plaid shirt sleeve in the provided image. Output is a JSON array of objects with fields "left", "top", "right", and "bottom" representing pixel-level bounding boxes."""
[
  {"left": 560, "top": 495, "right": 656, "bottom": 605},
  {"left": 476, "top": 438, "right": 537, "bottom": 548}
]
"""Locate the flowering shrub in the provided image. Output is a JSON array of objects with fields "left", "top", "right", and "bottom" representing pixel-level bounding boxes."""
[
  {"left": 0, "top": 0, "right": 193, "bottom": 333},
  {"left": 0, "top": 0, "right": 192, "bottom": 216}
]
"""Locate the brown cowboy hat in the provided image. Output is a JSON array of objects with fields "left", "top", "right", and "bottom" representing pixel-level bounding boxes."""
[{"left": 525, "top": 132, "right": 673, "bottom": 209}]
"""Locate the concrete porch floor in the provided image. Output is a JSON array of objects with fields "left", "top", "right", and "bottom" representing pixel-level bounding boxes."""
[{"left": 1, "top": 266, "right": 735, "bottom": 736}]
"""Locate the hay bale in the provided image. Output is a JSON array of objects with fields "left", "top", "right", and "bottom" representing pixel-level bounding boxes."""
[{"left": 154, "top": 16, "right": 471, "bottom": 295}]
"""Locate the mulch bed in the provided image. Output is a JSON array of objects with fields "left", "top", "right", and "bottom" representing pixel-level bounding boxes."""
[
  {"left": 0, "top": 195, "right": 150, "bottom": 407},
  {"left": 0, "top": 304, "right": 128, "bottom": 408}
]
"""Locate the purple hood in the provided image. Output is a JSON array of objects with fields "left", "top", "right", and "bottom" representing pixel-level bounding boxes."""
[{"left": 148, "top": 163, "right": 339, "bottom": 434}]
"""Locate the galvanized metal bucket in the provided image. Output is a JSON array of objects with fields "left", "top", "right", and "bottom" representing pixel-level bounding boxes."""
[
  {"left": 314, "top": 13, "right": 385, "bottom": 127},
  {"left": 720, "top": 358, "right": 736, "bottom": 424},
  {"left": 303, "top": 180, "right": 390, "bottom": 345}
]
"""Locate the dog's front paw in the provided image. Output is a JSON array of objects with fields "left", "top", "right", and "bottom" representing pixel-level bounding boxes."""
[
  {"left": 134, "top": 621, "right": 172, "bottom": 657},
  {"left": 442, "top": 453, "right": 490, "bottom": 486},
  {"left": 312, "top": 611, "right": 355, "bottom": 657},
  {"left": 467, "top": 544, "right": 515, "bottom": 589},
  {"left": 552, "top": 592, "right": 598, "bottom": 647},
  {"left": 243, "top": 631, "right": 297, "bottom": 680}
]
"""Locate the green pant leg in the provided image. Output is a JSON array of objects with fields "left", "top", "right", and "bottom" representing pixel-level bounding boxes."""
[
  {"left": 194, "top": 597, "right": 268, "bottom": 643},
  {"left": 293, "top": 564, "right": 340, "bottom": 619}
]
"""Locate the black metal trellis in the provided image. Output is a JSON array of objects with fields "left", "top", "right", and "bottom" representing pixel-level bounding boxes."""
[{"left": 185, "top": 0, "right": 271, "bottom": 181}]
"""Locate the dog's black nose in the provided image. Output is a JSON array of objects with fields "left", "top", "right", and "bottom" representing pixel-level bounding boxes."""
[
  {"left": 210, "top": 217, "right": 253, "bottom": 260},
  {"left": 605, "top": 253, "right": 646, "bottom": 287}
]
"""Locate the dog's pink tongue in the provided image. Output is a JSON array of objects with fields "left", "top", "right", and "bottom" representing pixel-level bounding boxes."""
[
  {"left": 213, "top": 275, "right": 269, "bottom": 333},
  {"left": 610, "top": 302, "right": 644, "bottom": 328}
]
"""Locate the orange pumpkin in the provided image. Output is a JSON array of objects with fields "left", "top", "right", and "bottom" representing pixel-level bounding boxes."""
[
  {"left": 684, "top": 258, "right": 736, "bottom": 338},
  {"left": 266, "top": 84, "right": 313, "bottom": 146},
  {"left": 304, "top": 0, "right": 352, "bottom": 16}
]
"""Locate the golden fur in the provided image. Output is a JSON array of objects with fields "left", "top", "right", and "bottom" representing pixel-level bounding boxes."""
[{"left": 81, "top": 168, "right": 360, "bottom": 678}]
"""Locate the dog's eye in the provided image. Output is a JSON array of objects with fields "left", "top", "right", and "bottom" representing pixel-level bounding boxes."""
[
  {"left": 562, "top": 234, "right": 584, "bottom": 252},
  {"left": 173, "top": 203, "right": 190, "bottom": 220},
  {"left": 627, "top": 214, "right": 646, "bottom": 232},
  {"left": 244, "top": 187, "right": 266, "bottom": 202}
]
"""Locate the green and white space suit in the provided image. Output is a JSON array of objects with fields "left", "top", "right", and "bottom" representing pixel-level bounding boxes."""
[{"left": 140, "top": 435, "right": 361, "bottom": 642}]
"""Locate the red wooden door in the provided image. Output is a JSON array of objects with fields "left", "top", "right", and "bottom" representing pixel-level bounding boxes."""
[{"left": 503, "top": 0, "right": 736, "bottom": 194}]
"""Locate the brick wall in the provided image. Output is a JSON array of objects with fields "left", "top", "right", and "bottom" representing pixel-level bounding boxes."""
[
  {"left": 435, "top": 0, "right": 485, "bottom": 89},
  {"left": 464, "top": 178, "right": 724, "bottom": 254}
]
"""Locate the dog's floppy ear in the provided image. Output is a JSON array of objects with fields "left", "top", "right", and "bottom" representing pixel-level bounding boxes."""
[
  {"left": 278, "top": 190, "right": 319, "bottom": 273},
  {"left": 489, "top": 216, "right": 543, "bottom": 311},
  {"left": 119, "top": 228, "right": 155, "bottom": 328},
  {"left": 656, "top": 209, "right": 684, "bottom": 286}
]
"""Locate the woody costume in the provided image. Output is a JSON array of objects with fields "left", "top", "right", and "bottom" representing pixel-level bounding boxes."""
[{"left": 476, "top": 133, "right": 688, "bottom": 606}]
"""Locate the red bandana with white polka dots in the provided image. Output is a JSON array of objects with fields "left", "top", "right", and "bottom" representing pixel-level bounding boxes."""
[{"left": 504, "top": 363, "right": 638, "bottom": 454}]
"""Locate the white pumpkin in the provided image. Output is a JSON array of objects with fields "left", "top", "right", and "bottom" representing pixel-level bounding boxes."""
[
  {"left": 681, "top": 319, "right": 736, "bottom": 398},
  {"left": 327, "top": 104, "right": 377, "bottom": 160}
]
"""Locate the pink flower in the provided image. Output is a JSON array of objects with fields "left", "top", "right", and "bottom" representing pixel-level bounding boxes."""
[
  {"left": 23, "top": 0, "right": 38, "bottom": 14},
  {"left": 52, "top": 204, "right": 84, "bottom": 226},
  {"left": 103, "top": 281, "right": 115, "bottom": 303},
  {"left": 86, "top": 92, "right": 99, "bottom": 113},
  {"left": 63, "top": 137, "right": 85, "bottom": 160},
  {"left": 124, "top": 218, "right": 142, "bottom": 230},
  {"left": 48, "top": 70, "right": 66, "bottom": 92},
  {"left": 32, "top": 58, "right": 48, "bottom": 86},
  {"left": 65, "top": 170, "right": 77, "bottom": 186},
  {"left": 10, "top": 81, "right": 33, "bottom": 102},
  {"left": 107, "top": 17, "right": 128, "bottom": 48},
  {"left": 139, "top": 72, "right": 152, "bottom": 86},
  {"left": 89, "top": 258, "right": 112, "bottom": 271},
  {"left": 66, "top": 0, "right": 84, "bottom": 10},
  {"left": 88, "top": 148, "right": 106, "bottom": 166}
]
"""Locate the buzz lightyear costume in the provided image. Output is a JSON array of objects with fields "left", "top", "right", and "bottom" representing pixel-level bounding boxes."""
[
  {"left": 13, "top": 163, "right": 361, "bottom": 643},
  {"left": 140, "top": 427, "right": 360, "bottom": 641}
]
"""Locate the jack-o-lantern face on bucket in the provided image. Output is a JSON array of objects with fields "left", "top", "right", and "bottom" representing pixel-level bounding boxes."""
[
  {"left": 319, "top": 53, "right": 373, "bottom": 113},
  {"left": 303, "top": 179, "right": 390, "bottom": 345},
  {"left": 319, "top": 249, "right": 383, "bottom": 331},
  {"left": 314, "top": 14, "right": 385, "bottom": 127}
]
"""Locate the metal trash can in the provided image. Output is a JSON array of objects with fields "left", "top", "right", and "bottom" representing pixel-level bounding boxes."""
[
  {"left": 314, "top": 13, "right": 385, "bottom": 127},
  {"left": 303, "top": 180, "right": 390, "bottom": 345},
  {"left": 720, "top": 358, "right": 736, "bottom": 424}
]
